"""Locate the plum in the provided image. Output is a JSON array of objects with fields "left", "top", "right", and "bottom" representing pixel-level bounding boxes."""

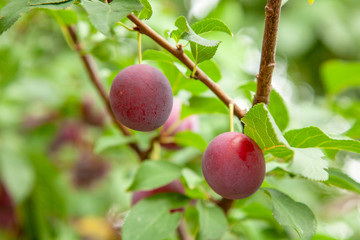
[
  {"left": 131, "top": 179, "right": 185, "bottom": 206},
  {"left": 160, "top": 99, "right": 199, "bottom": 149},
  {"left": 202, "top": 132, "right": 265, "bottom": 199},
  {"left": 109, "top": 64, "right": 173, "bottom": 131}
]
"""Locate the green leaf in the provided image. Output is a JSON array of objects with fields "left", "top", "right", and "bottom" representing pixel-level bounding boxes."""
[
  {"left": 346, "top": 120, "right": 360, "bottom": 139},
  {"left": 0, "top": 48, "right": 20, "bottom": 88},
  {"left": 198, "top": 60, "right": 221, "bottom": 82},
  {"left": 0, "top": 0, "right": 29, "bottom": 35},
  {"left": 44, "top": 8, "right": 77, "bottom": 25},
  {"left": 263, "top": 188, "right": 317, "bottom": 240},
  {"left": 181, "top": 168, "right": 202, "bottom": 189},
  {"left": 268, "top": 90, "right": 289, "bottom": 132},
  {"left": 288, "top": 148, "right": 328, "bottom": 181},
  {"left": 82, "top": 0, "right": 143, "bottom": 36},
  {"left": 191, "top": 18, "right": 232, "bottom": 36},
  {"left": 0, "top": 151, "right": 35, "bottom": 203},
  {"left": 284, "top": 126, "right": 360, "bottom": 154},
  {"left": 138, "top": 0, "right": 152, "bottom": 19},
  {"left": 28, "top": 0, "right": 71, "bottom": 5},
  {"left": 170, "top": 16, "right": 222, "bottom": 63},
  {"left": 174, "top": 131, "right": 207, "bottom": 152},
  {"left": 122, "top": 194, "right": 189, "bottom": 240},
  {"left": 190, "top": 43, "right": 219, "bottom": 63},
  {"left": 29, "top": 0, "right": 74, "bottom": 10},
  {"left": 128, "top": 160, "right": 182, "bottom": 191},
  {"left": 196, "top": 200, "right": 227, "bottom": 240},
  {"left": 143, "top": 49, "right": 176, "bottom": 63},
  {"left": 170, "top": 16, "right": 190, "bottom": 43},
  {"left": 157, "top": 63, "right": 206, "bottom": 95},
  {"left": 320, "top": 60, "right": 360, "bottom": 94},
  {"left": 242, "top": 103, "right": 294, "bottom": 160},
  {"left": 326, "top": 168, "right": 360, "bottom": 194},
  {"left": 94, "top": 135, "right": 136, "bottom": 154},
  {"left": 181, "top": 97, "right": 228, "bottom": 118},
  {"left": 144, "top": 50, "right": 220, "bottom": 93}
]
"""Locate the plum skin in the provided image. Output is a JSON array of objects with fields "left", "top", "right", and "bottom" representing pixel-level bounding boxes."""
[
  {"left": 109, "top": 64, "right": 173, "bottom": 131},
  {"left": 202, "top": 132, "right": 265, "bottom": 199},
  {"left": 131, "top": 179, "right": 185, "bottom": 206}
]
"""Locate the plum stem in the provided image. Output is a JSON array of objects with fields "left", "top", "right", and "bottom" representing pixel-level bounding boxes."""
[
  {"left": 116, "top": 22, "right": 134, "bottom": 32},
  {"left": 150, "top": 140, "right": 161, "bottom": 160},
  {"left": 137, "top": 31, "right": 142, "bottom": 64},
  {"left": 229, "top": 102, "right": 234, "bottom": 132},
  {"left": 127, "top": 13, "right": 247, "bottom": 119},
  {"left": 190, "top": 44, "right": 198, "bottom": 78}
]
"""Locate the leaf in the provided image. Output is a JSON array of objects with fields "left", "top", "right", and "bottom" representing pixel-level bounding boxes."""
[
  {"left": 156, "top": 62, "right": 187, "bottom": 94},
  {"left": 196, "top": 200, "right": 227, "bottom": 240},
  {"left": 174, "top": 131, "right": 207, "bottom": 152},
  {"left": 94, "top": 135, "right": 136, "bottom": 154},
  {"left": 326, "top": 168, "right": 360, "bottom": 194},
  {"left": 242, "top": 103, "right": 294, "bottom": 160},
  {"left": 144, "top": 50, "right": 220, "bottom": 93},
  {"left": 320, "top": 60, "right": 360, "bottom": 94},
  {"left": 122, "top": 194, "right": 189, "bottom": 240},
  {"left": 181, "top": 97, "right": 228, "bottom": 118},
  {"left": 0, "top": 0, "right": 29, "bottom": 35},
  {"left": 170, "top": 16, "right": 222, "bottom": 63},
  {"left": 268, "top": 90, "right": 289, "bottom": 132},
  {"left": 284, "top": 126, "right": 360, "bottom": 154},
  {"left": 0, "top": 48, "right": 20, "bottom": 88},
  {"left": 29, "top": 0, "right": 74, "bottom": 10},
  {"left": 263, "top": 188, "right": 317, "bottom": 240},
  {"left": 138, "top": 0, "right": 152, "bottom": 19},
  {"left": 198, "top": 60, "right": 221, "bottom": 82},
  {"left": 0, "top": 151, "right": 35, "bottom": 203},
  {"left": 181, "top": 168, "right": 202, "bottom": 189},
  {"left": 190, "top": 43, "right": 219, "bottom": 63},
  {"left": 128, "top": 160, "right": 182, "bottom": 191},
  {"left": 191, "top": 18, "right": 232, "bottom": 36},
  {"left": 28, "top": 0, "right": 71, "bottom": 5},
  {"left": 82, "top": 0, "right": 143, "bottom": 36},
  {"left": 346, "top": 120, "right": 360, "bottom": 139},
  {"left": 143, "top": 49, "right": 176, "bottom": 63},
  {"left": 170, "top": 16, "right": 190, "bottom": 43},
  {"left": 288, "top": 148, "right": 328, "bottom": 181}
]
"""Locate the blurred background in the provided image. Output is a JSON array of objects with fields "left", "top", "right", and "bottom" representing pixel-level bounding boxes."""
[{"left": 1, "top": 0, "right": 360, "bottom": 239}]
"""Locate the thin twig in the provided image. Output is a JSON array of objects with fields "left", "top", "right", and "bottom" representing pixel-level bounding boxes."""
[
  {"left": 253, "top": 0, "right": 282, "bottom": 105},
  {"left": 176, "top": 220, "right": 188, "bottom": 240},
  {"left": 127, "top": 13, "right": 247, "bottom": 120},
  {"left": 66, "top": 25, "right": 146, "bottom": 160}
]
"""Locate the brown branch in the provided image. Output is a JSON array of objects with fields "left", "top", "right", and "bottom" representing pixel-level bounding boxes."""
[
  {"left": 127, "top": 13, "right": 247, "bottom": 120},
  {"left": 253, "top": 0, "right": 282, "bottom": 105},
  {"left": 66, "top": 25, "right": 147, "bottom": 160},
  {"left": 176, "top": 220, "right": 189, "bottom": 240}
]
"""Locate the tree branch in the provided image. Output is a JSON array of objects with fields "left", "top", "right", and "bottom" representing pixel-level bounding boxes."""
[
  {"left": 66, "top": 25, "right": 147, "bottom": 160},
  {"left": 127, "top": 13, "right": 247, "bottom": 119},
  {"left": 176, "top": 220, "right": 189, "bottom": 240},
  {"left": 253, "top": 0, "right": 282, "bottom": 105}
]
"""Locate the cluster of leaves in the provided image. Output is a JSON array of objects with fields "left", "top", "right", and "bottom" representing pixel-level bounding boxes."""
[{"left": 1, "top": 0, "right": 360, "bottom": 240}]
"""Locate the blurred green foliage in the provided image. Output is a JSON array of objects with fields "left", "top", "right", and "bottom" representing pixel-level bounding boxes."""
[{"left": 1, "top": 0, "right": 360, "bottom": 239}]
